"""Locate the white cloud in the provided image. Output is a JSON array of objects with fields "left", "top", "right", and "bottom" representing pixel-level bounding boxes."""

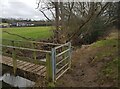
[{"left": 1, "top": 0, "right": 52, "bottom": 20}]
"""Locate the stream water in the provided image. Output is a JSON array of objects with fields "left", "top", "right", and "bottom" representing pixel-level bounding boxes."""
[
  {"left": 0, "top": 64, "right": 36, "bottom": 89},
  {"left": 0, "top": 73, "right": 35, "bottom": 88}
]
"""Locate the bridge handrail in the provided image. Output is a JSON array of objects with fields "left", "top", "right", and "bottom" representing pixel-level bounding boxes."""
[
  {"left": 1, "top": 45, "right": 51, "bottom": 53},
  {"left": 2, "top": 38, "right": 63, "bottom": 46},
  {"left": 1, "top": 38, "right": 72, "bottom": 86}
]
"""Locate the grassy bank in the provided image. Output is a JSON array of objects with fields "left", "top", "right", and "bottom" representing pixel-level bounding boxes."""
[{"left": 56, "top": 29, "right": 118, "bottom": 87}]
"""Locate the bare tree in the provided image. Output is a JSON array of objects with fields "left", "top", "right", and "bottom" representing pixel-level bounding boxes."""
[{"left": 36, "top": 1, "right": 118, "bottom": 44}]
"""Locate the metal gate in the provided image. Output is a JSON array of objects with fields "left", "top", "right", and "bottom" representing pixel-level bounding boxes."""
[{"left": 50, "top": 42, "right": 72, "bottom": 82}]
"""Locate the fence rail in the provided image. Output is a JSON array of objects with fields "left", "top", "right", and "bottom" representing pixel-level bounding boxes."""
[
  {"left": 1, "top": 45, "right": 51, "bottom": 53},
  {"left": 1, "top": 39, "right": 72, "bottom": 86},
  {"left": 2, "top": 38, "right": 62, "bottom": 46}
]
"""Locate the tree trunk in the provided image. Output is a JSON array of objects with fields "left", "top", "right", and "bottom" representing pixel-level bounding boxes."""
[{"left": 54, "top": 1, "right": 59, "bottom": 43}]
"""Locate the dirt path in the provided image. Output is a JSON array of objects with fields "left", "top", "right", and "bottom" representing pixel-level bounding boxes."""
[
  {"left": 57, "top": 41, "right": 118, "bottom": 87},
  {"left": 56, "top": 45, "right": 99, "bottom": 87}
]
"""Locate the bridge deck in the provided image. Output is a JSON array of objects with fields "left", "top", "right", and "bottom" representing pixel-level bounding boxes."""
[{"left": 0, "top": 56, "right": 46, "bottom": 76}]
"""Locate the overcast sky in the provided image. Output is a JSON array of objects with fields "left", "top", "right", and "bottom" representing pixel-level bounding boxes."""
[
  {"left": 0, "top": 0, "right": 119, "bottom": 20},
  {"left": 0, "top": 0, "right": 52, "bottom": 20}
]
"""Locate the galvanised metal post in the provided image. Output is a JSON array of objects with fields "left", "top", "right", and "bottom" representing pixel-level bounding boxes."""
[{"left": 68, "top": 42, "right": 72, "bottom": 68}]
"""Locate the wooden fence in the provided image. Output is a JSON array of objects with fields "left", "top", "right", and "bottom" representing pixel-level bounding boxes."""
[{"left": 1, "top": 39, "right": 72, "bottom": 86}]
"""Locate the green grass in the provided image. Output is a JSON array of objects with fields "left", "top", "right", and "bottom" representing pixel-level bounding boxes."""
[
  {"left": 1, "top": 26, "right": 53, "bottom": 41},
  {"left": 91, "top": 39, "right": 118, "bottom": 48},
  {"left": 91, "top": 39, "right": 118, "bottom": 60},
  {"left": 90, "top": 31, "right": 119, "bottom": 84}
]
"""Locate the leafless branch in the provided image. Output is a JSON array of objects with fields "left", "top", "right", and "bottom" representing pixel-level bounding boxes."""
[
  {"left": 68, "top": 2, "right": 111, "bottom": 41},
  {"left": 36, "top": 0, "right": 41, "bottom": 9},
  {"left": 39, "top": 9, "right": 52, "bottom": 21}
]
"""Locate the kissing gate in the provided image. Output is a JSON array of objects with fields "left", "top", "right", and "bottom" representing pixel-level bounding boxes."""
[{"left": 1, "top": 39, "right": 72, "bottom": 86}]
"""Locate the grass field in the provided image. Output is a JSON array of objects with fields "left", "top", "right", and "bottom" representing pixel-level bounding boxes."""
[{"left": 1, "top": 26, "right": 53, "bottom": 41}]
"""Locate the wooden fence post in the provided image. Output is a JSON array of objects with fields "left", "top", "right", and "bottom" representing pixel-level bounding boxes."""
[
  {"left": 12, "top": 41, "right": 17, "bottom": 75},
  {"left": 32, "top": 43, "right": 37, "bottom": 63},
  {"left": 46, "top": 52, "right": 55, "bottom": 87}
]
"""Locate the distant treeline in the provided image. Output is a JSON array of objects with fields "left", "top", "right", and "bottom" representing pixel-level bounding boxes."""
[{"left": 1, "top": 18, "right": 53, "bottom": 26}]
